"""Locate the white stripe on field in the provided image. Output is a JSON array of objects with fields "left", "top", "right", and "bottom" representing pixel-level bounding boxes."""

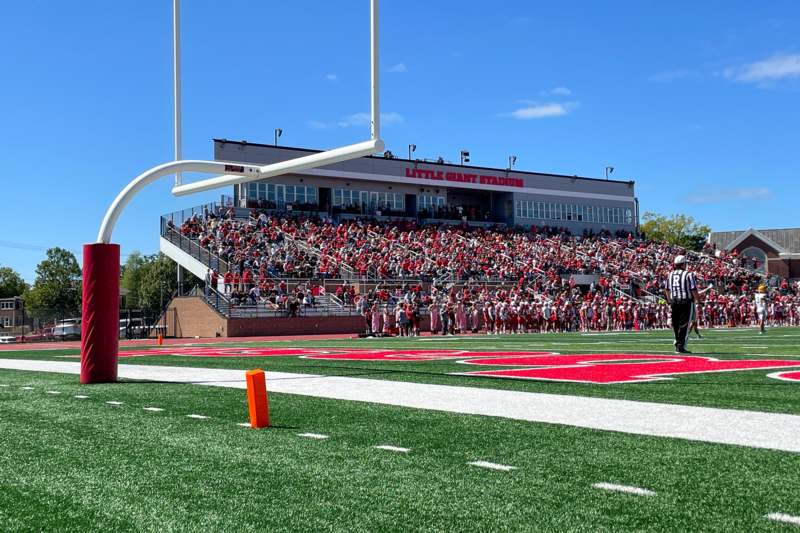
[
  {"left": 592, "top": 482, "right": 656, "bottom": 496},
  {"left": 297, "top": 433, "right": 329, "bottom": 440},
  {"left": 106, "top": 401, "right": 123, "bottom": 406},
  {"left": 374, "top": 445, "right": 410, "bottom": 453},
  {"left": 765, "top": 513, "right": 800, "bottom": 526},
  {"left": 143, "top": 407, "right": 164, "bottom": 412},
  {"left": 73, "top": 395, "right": 89, "bottom": 399},
  {"left": 469, "top": 461, "right": 516, "bottom": 472},
  {"left": 21, "top": 386, "right": 34, "bottom": 390},
  {"left": 45, "top": 390, "right": 61, "bottom": 395},
  {"left": 4, "top": 358, "right": 800, "bottom": 453},
  {"left": 186, "top": 414, "right": 208, "bottom": 419},
  {"left": 237, "top": 422, "right": 252, "bottom": 427},
  {"left": 0, "top": 384, "right": 8, "bottom": 387}
]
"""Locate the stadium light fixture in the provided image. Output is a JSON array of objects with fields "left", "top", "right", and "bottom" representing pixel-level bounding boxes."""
[
  {"left": 605, "top": 166, "right": 614, "bottom": 180},
  {"left": 460, "top": 150, "right": 470, "bottom": 165},
  {"left": 408, "top": 144, "right": 416, "bottom": 160},
  {"left": 508, "top": 155, "right": 517, "bottom": 170},
  {"left": 274, "top": 128, "right": 283, "bottom": 146}
]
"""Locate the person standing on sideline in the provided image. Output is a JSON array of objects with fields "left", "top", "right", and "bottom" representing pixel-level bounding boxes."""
[
  {"left": 664, "top": 255, "right": 701, "bottom": 353},
  {"left": 755, "top": 284, "right": 769, "bottom": 334}
]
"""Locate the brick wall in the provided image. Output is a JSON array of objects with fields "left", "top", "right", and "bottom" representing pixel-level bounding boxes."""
[{"left": 163, "top": 297, "right": 227, "bottom": 338}]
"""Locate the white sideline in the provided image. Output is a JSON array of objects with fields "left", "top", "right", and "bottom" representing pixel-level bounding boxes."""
[
  {"left": 765, "top": 513, "right": 800, "bottom": 525},
  {"left": 2, "top": 358, "right": 800, "bottom": 453}
]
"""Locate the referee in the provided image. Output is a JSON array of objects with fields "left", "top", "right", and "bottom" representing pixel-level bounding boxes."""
[{"left": 664, "top": 255, "right": 701, "bottom": 353}]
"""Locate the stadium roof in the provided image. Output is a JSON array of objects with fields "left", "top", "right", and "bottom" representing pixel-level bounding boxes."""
[{"left": 213, "top": 138, "right": 636, "bottom": 186}]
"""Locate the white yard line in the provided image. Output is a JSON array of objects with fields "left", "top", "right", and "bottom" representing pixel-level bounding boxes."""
[
  {"left": 765, "top": 513, "right": 800, "bottom": 526},
  {"left": 297, "top": 433, "right": 329, "bottom": 440},
  {"left": 3, "top": 358, "right": 800, "bottom": 453},
  {"left": 592, "top": 482, "right": 656, "bottom": 496},
  {"left": 469, "top": 461, "right": 516, "bottom": 472},
  {"left": 374, "top": 445, "right": 410, "bottom": 453}
]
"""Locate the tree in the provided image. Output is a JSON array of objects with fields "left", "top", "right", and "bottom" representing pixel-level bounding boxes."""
[
  {"left": 120, "top": 251, "right": 148, "bottom": 309},
  {"left": 26, "top": 248, "right": 82, "bottom": 320},
  {"left": 136, "top": 254, "right": 178, "bottom": 316},
  {"left": 0, "top": 266, "right": 28, "bottom": 298},
  {"left": 640, "top": 212, "right": 711, "bottom": 251}
]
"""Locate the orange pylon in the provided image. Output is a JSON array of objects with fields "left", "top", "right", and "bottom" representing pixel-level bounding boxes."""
[{"left": 246, "top": 369, "right": 270, "bottom": 428}]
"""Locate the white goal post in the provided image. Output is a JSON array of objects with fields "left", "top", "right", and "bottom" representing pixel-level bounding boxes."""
[
  {"left": 82, "top": 0, "right": 385, "bottom": 384},
  {"left": 96, "top": 0, "right": 384, "bottom": 244}
]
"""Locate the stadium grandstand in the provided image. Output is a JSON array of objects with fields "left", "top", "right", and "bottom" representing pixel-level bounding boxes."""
[{"left": 156, "top": 140, "right": 800, "bottom": 338}]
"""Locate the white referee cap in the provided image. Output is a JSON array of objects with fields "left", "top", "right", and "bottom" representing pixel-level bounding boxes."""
[{"left": 673, "top": 255, "right": 686, "bottom": 265}]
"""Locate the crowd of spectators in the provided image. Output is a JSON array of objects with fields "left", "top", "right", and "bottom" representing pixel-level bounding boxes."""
[{"left": 174, "top": 207, "right": 800, "bottom": 332}]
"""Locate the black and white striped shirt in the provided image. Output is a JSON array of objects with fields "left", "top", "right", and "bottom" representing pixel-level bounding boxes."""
[{"left": 666, "top": 270, "right": 697, "bottom": 302}]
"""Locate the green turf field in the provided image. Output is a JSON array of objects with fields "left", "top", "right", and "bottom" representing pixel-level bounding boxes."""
[
  {"left": 4, "top": 328, "right": 800, "bottom": 414},
  {"left": 1, "top": 328, "right": 799, "bottom": 531},
  {"left": 1, "top": 368, "right": 799, "bottom": 532}
]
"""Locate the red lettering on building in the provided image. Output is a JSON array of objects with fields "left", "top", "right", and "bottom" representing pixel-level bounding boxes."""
[{"left": 405, "top": 167, "right": 523, "bottom": 188}]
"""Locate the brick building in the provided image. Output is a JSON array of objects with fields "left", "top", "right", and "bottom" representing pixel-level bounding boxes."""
[
  {"left": 0, "top": 296, "right": 26, "bottom": 330},
  {"left": 709, "top": 228, "right": 800, "bottom": 279}
]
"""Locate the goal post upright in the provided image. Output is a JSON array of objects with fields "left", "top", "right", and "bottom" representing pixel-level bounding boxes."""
[{"left": 80, "top": 0, "right": 384, "bottom": 383}]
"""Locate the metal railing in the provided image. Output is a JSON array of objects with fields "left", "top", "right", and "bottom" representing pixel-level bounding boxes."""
[{"left": 160, "top": 222, "right": 230, "bottom": 276}]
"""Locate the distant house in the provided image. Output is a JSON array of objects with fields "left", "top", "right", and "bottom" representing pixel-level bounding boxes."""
[
  {"left": 0, "top": 296, "right": 25, "bottom": 330},
  {"left": 708, "top": 228, "right": 800, "bottom": 279}
]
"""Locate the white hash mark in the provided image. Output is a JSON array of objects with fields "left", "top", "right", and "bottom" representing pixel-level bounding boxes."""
[
  {"left": 21, "top": 386, "right": 34, "bottom": 390},
  {"left": 374, "top": 445, "right": 410, "bottom": 453},
  {"left": 74, "top": 395, "right": 90, "bottom": 399},
  {"left": 186, "top": 414, "right": 209, "bottom": 419},
  {"left": 45, "top": 390, "right": 61, "bottom": 395},
  {"left": 765, "top": 513, "right": 800, "bottom": 526},
  {"left": 143, "top": 407, "right": 164, "bottom": 412},
  {"left": 106, "top": 401, "right": 123, "bottom": 406},
  {"left": 297, "top": 433, "right": 329, "bottom": 440},
  {"left": 468, "top": 461, "right": 517, "bottom": 472},
  {"left": 592, "top": 482, "right": 656, "bottom": 496},
  {"left": 237, "top": 422, "right": 252, "bottom": 427}
]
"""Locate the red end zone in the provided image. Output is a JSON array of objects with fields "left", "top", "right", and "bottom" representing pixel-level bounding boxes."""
[{"left": 116, "top": 347, "right": 800, "bottom": 384}]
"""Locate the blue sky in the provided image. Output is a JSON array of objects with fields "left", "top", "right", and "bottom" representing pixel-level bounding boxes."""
[{"left": 1, "top": 0, "right": 798, "bottom": 282}]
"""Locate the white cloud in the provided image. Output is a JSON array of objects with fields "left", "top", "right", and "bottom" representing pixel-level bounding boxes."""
[
  {"left": 684, "top": 187, "right": 773, "bottom": 204},
  {"left": 649, "top": 69, "right": 691, "bottom": 82},
  {"left": 723, "top": 54, "right": 800, "bottom": 83},
  {"left": 541, "top": 85, "right": 572, "bottom": 96},
  {"left": 310, "top": 112, "right": 405, "bottom": 129},
  {"left": 387, "top": 63, "right": 407, "bottom": 73},
  {"left": 502, "top": 102, "right": 575, "bottom": 120},
  {"left": 325, "top": 73, "right": 338, "bottom": 81}
]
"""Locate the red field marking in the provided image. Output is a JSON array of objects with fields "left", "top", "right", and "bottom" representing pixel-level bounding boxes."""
[
  {"left": 303, "top": 350, "right": 554, "bottom": 361},
  {"left": 119, "top": 347, "right": 332, "bottom": 358},
  {"left": 457, "top": 354, "right": 800, "bottom": 384},
  {"left": 767, "top": 370, "right": 800, "bottom": 383}
]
